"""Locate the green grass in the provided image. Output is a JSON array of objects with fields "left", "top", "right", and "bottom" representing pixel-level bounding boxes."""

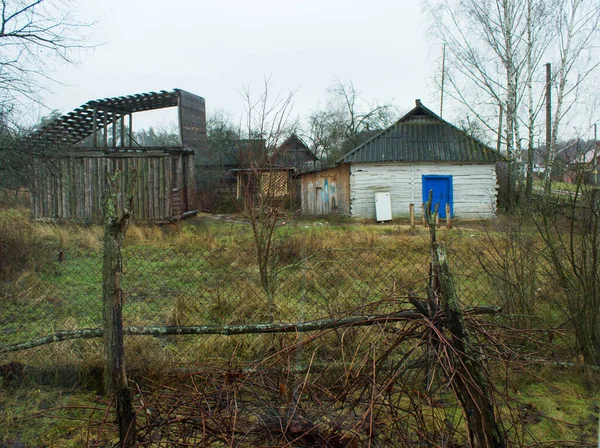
[
  {"left": 0, "top": 385, "right": 113, "bottom": 447},
  {"left": 0, "top": 211, "right": 495, "bottom": 352},
  {"left": 514, "top": 380, "right": 599, "bottom": 443},
  {"left": 533, "top": 178, "right": 600, "bottom": 194}
]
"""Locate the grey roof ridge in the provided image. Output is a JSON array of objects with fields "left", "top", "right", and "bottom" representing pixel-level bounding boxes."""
[
  {"left": 335, "top": 100, "right": 505, "bottom": 163},
  {"left": 406, "top": 101, "right": 505, "bottom": 161}
]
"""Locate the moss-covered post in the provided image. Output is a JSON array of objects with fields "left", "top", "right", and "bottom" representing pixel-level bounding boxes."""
[
  {"left": 102, "top": 170, "right": 136, "bottom": 447},
  {"left": 425, "top": 190, "right": 505, "bottom": 448}
]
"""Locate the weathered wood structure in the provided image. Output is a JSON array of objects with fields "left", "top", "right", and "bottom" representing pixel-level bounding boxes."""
[
  {"left": 196, "top": 135, "right": 317, "bottom": 211},
  {"left": 300, "top": 100, "right": 502, "bottom": 219},
  {"left": 232, "top": 167, "right": 294, "bottom": 204},
  {"left": 299, "top": 164, "right": 350, "bottom": 215},
  {"left": 29, "top": 89, "right": 205, "bottom": 222},
  {"left": 270, "top": 134, "right": 318, "bottom": 172}
]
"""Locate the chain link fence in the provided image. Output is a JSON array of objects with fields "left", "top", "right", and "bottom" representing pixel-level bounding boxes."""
[
  {"left": 1, "top": 230, "right": 496, "bottom": 370},
  {"left": 4, "top": 217, "right": 596, "bottom": 447}
]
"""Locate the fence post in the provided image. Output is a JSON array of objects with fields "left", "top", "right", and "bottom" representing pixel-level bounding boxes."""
[
  {"left": 421, "top": 203, "right": 426, "bottom": 226},
  {"left": 425, "top": 190, "right": 505, "bottom": 448},
  {"left": 102, "top": 170, "right": 136, "bottom": 447},
  {"left": 409, "top": 203, "right": 415, "bottom": 228},
  {"left": 446, "top": 203, "right": 452, "bottom": 229}
]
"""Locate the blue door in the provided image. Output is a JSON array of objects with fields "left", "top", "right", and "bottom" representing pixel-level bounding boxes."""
[{"left": 422, "top": 175, "right": 453, "bottom": 219}]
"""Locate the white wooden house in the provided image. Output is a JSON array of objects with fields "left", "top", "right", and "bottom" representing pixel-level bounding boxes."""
[{"left": 299, "top": 100, "right": 502, "bottom": 219}]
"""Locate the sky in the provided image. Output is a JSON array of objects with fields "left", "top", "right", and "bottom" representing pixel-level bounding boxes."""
[{"left": 31, "top": 0, "right": 441, "bottom": 131}]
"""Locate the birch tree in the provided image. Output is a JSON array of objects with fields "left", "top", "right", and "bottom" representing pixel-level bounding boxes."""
[
  {"left": 425, "top": 0, "right": 599, "bottom": 204},
  {"left": 425, "top": 0, "right": 529, "bottom": 207}
]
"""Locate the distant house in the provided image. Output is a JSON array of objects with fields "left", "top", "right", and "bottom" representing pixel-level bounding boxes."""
[
  {"left": 568, "top": 144, "right": 600, "bottom": 185},
  {"left": 232, "top": 136, "right": 316, "bottom": 207},
  {"left": 196, "top": 134, "right": 317, "bottom": 210},
  {"left": 299, "top": 100, "right": 502, "bottom": 219},
  {"left": 271, "top": 134, "right": 318, "bottom": 172},
  {"left": 29, "top": 89, "right": 206, "bottom": 222}
]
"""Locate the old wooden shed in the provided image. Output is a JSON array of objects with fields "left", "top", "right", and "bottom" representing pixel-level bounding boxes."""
[
  {"left": 300, "top": 100, "right": 502, "bottom": 219},
  {"left": 29, "top": 89, "right": 206, "bottom": 223}
]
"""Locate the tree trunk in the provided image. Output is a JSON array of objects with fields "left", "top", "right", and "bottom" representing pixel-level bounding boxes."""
[{"left": 525, "top": 0, "right": 535, "bottom": 200}]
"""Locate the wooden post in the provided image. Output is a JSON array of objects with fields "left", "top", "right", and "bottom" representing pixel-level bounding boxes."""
[
  {"left": 102, "top": 171, "right": 136, "bottom": 447},
  {"left": 421, "top": 203, "right": 426, "bottom": 226},
  {"left": 409, "top": 203, "right": 415, "bottom": 228},
  {"left": 425, "top": 194, "right": 505, "bottom": 448},
  {"left": 112, "top": 115, "right": 117, "bottom": 148},
  {"left": 128, "top": 114, "right": 133, "bottom": 148},
  {"left": 92, "top": 108, "right": 98, "bottom": 148},
  {"left": 446, "top": 203, "right": 451, "bottom": 229},
  {"left": 120, "top": 115, "right": 125, "bottom": 148},
  {"left": 103, "top": 112, "right": 108, "bottom": 148}
]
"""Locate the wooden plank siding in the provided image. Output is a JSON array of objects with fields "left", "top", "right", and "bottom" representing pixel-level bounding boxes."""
[
  {"left": 31, "top": 150, "right": 196, "bottom": 223},
  {"left": 349, "top": 162, "right": 497, "bottom": 219},
  {"left": 300, "top": 164, "right": 350, "bottom": 216}
]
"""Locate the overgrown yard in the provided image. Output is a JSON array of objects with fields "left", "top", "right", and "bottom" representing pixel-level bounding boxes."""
[
  {"left": 1, "top": 209, "right": 492, "bottom": 348},
  {"left": 1, "top": 206, "right": 599, "bottom": 446}
]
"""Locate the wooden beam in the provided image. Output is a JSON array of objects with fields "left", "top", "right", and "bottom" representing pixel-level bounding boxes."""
[
  {"left": 103, "top": 112, "right": 108, "bottom": 148},
  {"left": 112, "top": 116, "right": 117, "bottom": 148},
  {"left": 128, "top": 114, "right": 132, "bottom": 148},
  {"left": 0, "top": 307, "right": 502, "bottom": 353},
  {"left": 92, "top": 107, "right": 97, "bottom": 148},
  {"left": 120, "top": 115, "right": 125, "bottom": 148}
]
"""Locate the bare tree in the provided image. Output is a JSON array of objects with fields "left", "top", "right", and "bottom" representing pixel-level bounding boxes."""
[
  {"left": 0, "top": 0, "right": 93, "bottom": 109},
  {"left": 425, "top": 0, "right": 599, "bottom": 205},
  {"left": 304, "top": 78, "right": 398, "bottom": 163},
  {"left": 426, "top": 0, "right": 532, "bottom": 207},
  {"left": 238, "top": 76, "right": 298, "bottom": 320},
  {"left": 0, "top": 0, "right": 94, "bottom": 191}
]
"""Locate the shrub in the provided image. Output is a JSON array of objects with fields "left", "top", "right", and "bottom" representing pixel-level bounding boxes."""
[{"left": 0, "top": 213, "right": 45, "bottom": 285}]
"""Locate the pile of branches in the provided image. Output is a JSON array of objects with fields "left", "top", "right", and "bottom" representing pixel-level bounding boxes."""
[{"left": 84, "top": 300, "right": 561, "bottom": 447}]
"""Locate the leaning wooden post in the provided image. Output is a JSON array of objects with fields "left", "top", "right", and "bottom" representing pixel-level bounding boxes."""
[
  {"left": 446, "top": 203, "right": 452, "bottom": 229},
  {"left": 426, "top": 190, "right": 505, "bottom": 448},
  {"left": 409, "top": 203, "right": 415, "bottom": 228},
  {"left": 424, "top": 192, "right": 440, "bottom": 393},
  {"left": 102, "top": 170, "right": 136, "bottom": 447}
]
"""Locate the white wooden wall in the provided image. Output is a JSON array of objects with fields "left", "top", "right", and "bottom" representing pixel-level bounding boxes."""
[{"left": 349, "top": 162, "right": 498, "bottom": 219}]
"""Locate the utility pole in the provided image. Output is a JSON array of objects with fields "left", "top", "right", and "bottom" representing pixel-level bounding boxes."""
[{"left": 545, "top": 63, "right": 552, "bottom": 188}]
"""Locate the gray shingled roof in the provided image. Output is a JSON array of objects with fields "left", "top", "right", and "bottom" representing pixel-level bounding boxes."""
[{"left": 337, "top": 101, "right": 501, "bottom": 164}]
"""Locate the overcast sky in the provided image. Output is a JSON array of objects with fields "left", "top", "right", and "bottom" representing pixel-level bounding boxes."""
[{"left": 34, "top": 0, "right": 441, "bottom": 130}]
